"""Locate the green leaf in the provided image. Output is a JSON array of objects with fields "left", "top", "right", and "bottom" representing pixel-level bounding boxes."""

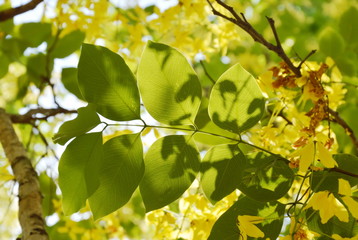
[
  {"left": 89, "top": 134, "right": 144, "bottom": 219},
  {"left": 137, "top": 41, "right": 202, "bottom": 125},
  {"left": 53, "top": 104, "right": 100, "bottom": 145},
  {"left": 39, "top": 173, "right": 58, "bottom": 216},
  {"left": 16, "top": 74, "right": 29, "bottom": 99},
  {"left": 208, "top": 196, "right": 284, "bottom": 240},
  {"left": 78, "top": 43, "right": 140, "bottom": 121},
  {"left": 319, "top": 27, "right": 345, "bottom": 59},
  {"left": 140, "top": 135, "right": 200, "bottom": 212},
  {"left": 61, "top": 67, "right": 84, "bottom": 100},
  {"left": 18, "top": 22, "right": 52, "bottom": 47},
  {"left": 237, "top": 152, "right": 294, "bottom": 202},
  {"left": 52, "top": 30, "right": 86, "bottom": 58},
  {"left": 339, "top": 7, "right": 358, "bottom": 46},
  {"left": 208, "top": 63, "right": 265, "bottom": 133},
  {"left": 194, "top": 97, "right": 239, "bottom": 145},
  {"left": 26, "top": 53, "right": 53, "bottom": 87},
  {"left": 58, "top": 132, "right": 103, "bottom": 215},
  {"left": 0, "top": 38, "right": 27, "bottom": 61},
  {"left": 0, "top": 15, "right": 14, "bottom": 34},
  {"left": 311, "top": 154, "right": 358, "bottom": 193},
  {"left": 306, "top": 207, "right": 358, "bottom": 238},
  {"left": 200, "top": 144, "right": 244, "bottom": 203},
  {"left": 0, "top": 52, "right": 10, "bottom": 78}
]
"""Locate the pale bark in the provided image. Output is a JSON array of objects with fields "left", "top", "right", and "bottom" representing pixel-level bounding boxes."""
[{"left": 0, "top": 109, "right": 48, "bottom": 240}]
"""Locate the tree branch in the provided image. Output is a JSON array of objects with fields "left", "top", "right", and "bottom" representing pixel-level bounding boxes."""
[
  {"left": 207, "top": 1, "right": 358, "bottom": 150},
  {"left": 328, "top": 108, "right": 358, "bottom": 150},
  {"left": 330, "top": 167, "right": 358, "bottom": 178},
  {"left": 9, "top": 107, "right": 77, "bottom": 124},
  {"left": 0, "top": 0, "right": 43, "bottom": 22},
  {"left": 0, "top": 108, "right": 49, "bottom": 240},
  {"left": 206, "top": 0, "right": 317, "bottom": 77}
]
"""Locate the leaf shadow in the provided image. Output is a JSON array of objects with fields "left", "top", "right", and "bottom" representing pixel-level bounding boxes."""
[{"left": 160, "top": 135, "right": 200, "bottom": 179}]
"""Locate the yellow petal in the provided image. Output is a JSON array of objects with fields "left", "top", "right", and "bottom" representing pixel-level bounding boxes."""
[
  {"left": 342, "top": 196, "right": 358, "bottom": 219},
  {"left": 306, "top": 191, "right": 348, "bottom": 224},
  {"left": 238, "top": 215, "right": 265, "bottom": 238},
  {"left": 316, "top": 142, "right": 337, "bottom": 168},
  {"left": 338, "top": 178, "right": 352, "bottom": 196},
  {"left": 299, "top": 142, "right": 315, "bottom": 172},
  {"left": 332, "top": 234, "right": 358, "bottom": 240}
]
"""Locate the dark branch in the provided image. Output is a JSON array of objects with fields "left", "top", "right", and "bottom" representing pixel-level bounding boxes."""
[
  {"left": 297, "top": 50, "right": 317, "bottom": 69},
  {"left": 328, "top": 108, "right": 358, "bottom": 150},
  {"left": 330, "top": 167, "right": 358, "bottom": 178},
  {"left": 0, "top": 0, "right": 43, "bottom": 22},
  {"left": 206, "top": 0, "right": 317, "bottom": 77},
  {"left": 266, "top": 16, "right": 282, "bottom": 49},
  {"left": 9, "top": 108, "right": 77, "bottom": 124}
]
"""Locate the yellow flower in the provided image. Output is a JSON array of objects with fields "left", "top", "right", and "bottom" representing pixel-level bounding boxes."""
[
  {"left": 279, "top": 217, "right": 317, "bottom": 240},
  {"left": 315, "top": 141, "right": 337, "bottom": 169},
  {"left": 236, "top": 215, "right": 265, "bottom": 240},
  {"left": 305, "top": 191, "right": 348, "bottom": 224},
  {"left": 291, "top": 140, "right": 337, "bottom": 173},
  {"left": 339, "top": 179, "right": 358, "bottom": 219},
  {"left": 332, "top": 234, "right": 358, "bottom": 240}
]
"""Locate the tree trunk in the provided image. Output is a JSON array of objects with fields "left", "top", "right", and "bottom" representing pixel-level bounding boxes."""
[{"left": 0, "top": 109, "right": 49, "bottom": 240}]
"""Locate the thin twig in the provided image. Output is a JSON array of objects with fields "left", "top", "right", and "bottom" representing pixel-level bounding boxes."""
[
  {"left": 0, "top": 0, "right": 43, "bottom": 22},
  {"left": 297, "top": 50, "right": 317, "bottom": 69},
  {"left": 328, "top": 108, "right": 358, "bottom": 150},
  {"left": 266, "top": 17, "right": 282, "bottom": 49},
  {"left": 199, "top": 60, "right": 216, "bottom": 84},
  {"left": 206, "top": 0, "right": 317, "bottom": 77}
]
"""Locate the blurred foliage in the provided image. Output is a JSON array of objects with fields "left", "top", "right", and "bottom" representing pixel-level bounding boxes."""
[{"left": 0, "top": 0, "right": 357, "bottom": 239}]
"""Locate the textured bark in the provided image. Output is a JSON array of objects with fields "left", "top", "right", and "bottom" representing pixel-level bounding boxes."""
[{"left": 0, "top": 109, "right": 48, "bottom": 240}]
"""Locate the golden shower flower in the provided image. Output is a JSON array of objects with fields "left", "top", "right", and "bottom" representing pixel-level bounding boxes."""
[
  {"left": 305, "top": 191, "right": 348, "bottom": 224},
  {"left": 236, "top": 215, "right": 265, "bottom": 240}
]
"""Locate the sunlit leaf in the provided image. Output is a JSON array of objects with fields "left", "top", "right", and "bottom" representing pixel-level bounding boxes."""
[
  {"left": 53, "top": 104, "right": 100, "bottom": 145},
  {"left": 52, "top": 30, "right": 85, "bottom": 58},
  {"left": 78, "top": 43, "right": 141, "bottom": 121},
  {"left": 208, "top": 63, "right": 265, "bottom": 133},
  {"left": 58, "top": 132, "right": 103, "bottom": 215},
  {"left": 61, "top": 67, "right": 84, "bottom": 100},
  {"left": 194, "top": 97, "right": 239, "bottom": 145},
  {"left": 89, "top": 134, "right": 144, "bottom": 219},
  {"left": 140, "top": 135, "right": 200, "bottom": 212},
  {"left": 237, "top": 152, "right": 294, "bottom": 202},
  {"left": 201, "top": 144, "right": 244, "bottom": 203},
  {"left": 137, "top": 41, "right": 201, "bottom": 125}
]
